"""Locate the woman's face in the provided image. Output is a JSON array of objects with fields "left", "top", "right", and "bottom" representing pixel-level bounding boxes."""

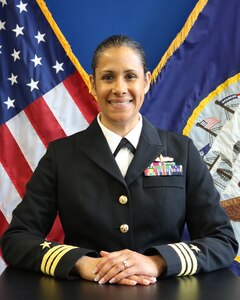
[{"left": 90, "top": 46, "right": 151, "bottom": 135}]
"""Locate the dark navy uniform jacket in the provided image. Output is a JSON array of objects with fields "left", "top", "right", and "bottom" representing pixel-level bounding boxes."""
[{"left": 2, "top": 117, "right": 238, "bottom": 279}]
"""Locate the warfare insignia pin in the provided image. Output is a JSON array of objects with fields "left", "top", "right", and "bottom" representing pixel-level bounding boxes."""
[{"left": 155, "top": 154, "right": 174, "bottom": 162}]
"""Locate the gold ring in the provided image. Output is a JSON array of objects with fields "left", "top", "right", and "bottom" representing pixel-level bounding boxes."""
[{"left": 122, "top": 260, "right": 129, "bottom": 269}]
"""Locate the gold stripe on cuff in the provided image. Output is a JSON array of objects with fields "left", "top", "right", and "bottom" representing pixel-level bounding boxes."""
[
  {"left": 169, "top": 242, "right": 198, "bottom": 276},
  {"left": 41, "top": 245, "right": 77, "bottom": 276}
]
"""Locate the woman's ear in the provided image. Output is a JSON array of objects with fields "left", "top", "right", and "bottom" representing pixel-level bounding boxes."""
[
  {"left": 144, "top": 71, "right": 151, "bottom": 94},
  {"left": 89, "top": 74, "right": 97, "bottom": 96}
]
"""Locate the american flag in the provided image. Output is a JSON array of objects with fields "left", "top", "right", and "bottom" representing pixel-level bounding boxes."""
[
  {"left": 0, "top": 0, "right": 99, "bottom": 272},
  {"left": 198, "top": 117, "right": 220, "bottom": 130}
]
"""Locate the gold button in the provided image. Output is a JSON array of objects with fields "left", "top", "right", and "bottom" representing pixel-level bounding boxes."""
[
  {"left": 120, "top": 224, "right": 129, "bottom": 233},
  {"left": 119, "top": 195, "right": 128, "bottom": 205}
]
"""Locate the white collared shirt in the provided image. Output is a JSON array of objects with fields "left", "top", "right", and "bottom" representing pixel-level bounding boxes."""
[{"left": 97, "top": 113, "right": 143, "bottom": 177}]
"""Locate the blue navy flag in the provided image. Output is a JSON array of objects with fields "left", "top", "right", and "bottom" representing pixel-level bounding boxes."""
[
  {"left": 0, "top": 0, "right": 99, "bottom": 271},
  {"left": 142, "top": 0, "right": 240, "bottom": 274}
]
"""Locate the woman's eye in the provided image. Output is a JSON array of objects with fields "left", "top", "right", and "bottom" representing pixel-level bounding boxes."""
[
  {"left": 102, "top": 74, "right": 113, "bottom": 80},
  {"left": 126, "top": 74, "right": 136, "bottom": 80}
]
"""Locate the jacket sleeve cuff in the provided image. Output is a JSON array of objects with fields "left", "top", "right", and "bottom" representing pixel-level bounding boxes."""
[
  {"left": 145, "top": 242, "right": 199, "bottom": 277},
  {"left": 40, "top": 244, "right": 98, "bottom": 279}
]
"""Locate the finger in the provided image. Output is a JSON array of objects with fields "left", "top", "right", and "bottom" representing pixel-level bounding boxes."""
[
  {"left": 127, "top": 275, "right": 157, "bottom": 285},
  {"left": 117, "top": 278, "right": 137, "bottom": 286},
  {"left": 93, "top": 251, "right": 120, "bottom": 274},
  {"left": 94, "top": 250, "right": 130, "bottom": 277},
  {"left": 92, "top": 251, "right": 110, "bottom": 274},
  {"left": 94, "top": 249, "right": 133, "bottom": 282},
  {"left": 138, "top": 275, "right": 157, "bottom": 283},
  {"left": 100, "top": 250, "right": 109, "bottom": 257},
  {"left": 109, "top": 268, "right": 140, "bottom": 285},
  {"left": 96, "top": 260, "right": 128, "bottom": 284},
  {"left": 112, "top": 274, "right": 157, "bottom": 286}
]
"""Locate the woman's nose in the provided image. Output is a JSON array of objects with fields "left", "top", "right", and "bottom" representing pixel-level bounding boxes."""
[{"left": 112, "top": 78, "right": 127, "bottom": 95}]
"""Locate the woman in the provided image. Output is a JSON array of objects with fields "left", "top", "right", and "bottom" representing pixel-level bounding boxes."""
[{"left": 2, "top": 35, "right": 238, "bottom": 286}]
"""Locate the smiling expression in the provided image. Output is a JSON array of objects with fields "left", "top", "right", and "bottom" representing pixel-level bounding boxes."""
[{"left": 90, "top": 46, "right": 151, "bottom": 136}]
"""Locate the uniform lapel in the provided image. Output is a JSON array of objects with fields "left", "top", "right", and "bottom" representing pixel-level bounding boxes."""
[
  {"left": 125, "top": 117, "right": 166, "bottom": 185},
  {"left": 75, "top": 117, "right": 166, "bottom": 186},
  {"left": 75, "top": 118, "right": 126, "bottom": 185}
]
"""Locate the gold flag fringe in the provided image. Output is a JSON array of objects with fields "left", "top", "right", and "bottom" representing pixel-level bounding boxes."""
[
  {"left": 36, "top": 0, "right": 91, "bottom": 89},
  {"left": 151, "top": 0, "right": 208, "bottom": 83}
]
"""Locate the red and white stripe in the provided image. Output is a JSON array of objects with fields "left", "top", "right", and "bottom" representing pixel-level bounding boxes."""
[
  {"left": 0, "top": 71, "right": 99, "bottom": 273},
  {"left": 200, "top": 117, "right": 220, "bottom": 130}
]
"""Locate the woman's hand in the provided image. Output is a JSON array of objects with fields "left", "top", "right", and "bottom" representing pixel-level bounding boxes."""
[
  {"left": 74, "top": 255, "right": 156, "bottom": 286},
  {"left": 93, "top": 249, "right": 166, "bottom": 285},
  {"left": 74, "top": 256, "right": 102, "bottom": 281}
]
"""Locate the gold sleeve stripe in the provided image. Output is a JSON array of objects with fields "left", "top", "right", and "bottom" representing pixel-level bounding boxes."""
[
  {"left": 179, "top": 242, "right": 198, "bottom": 275},
  {"left": 41, "top": 245, "right": 64, "bottom": 274},
  {"left": 48, "top": 246, "right": 77, "bottom": 276},
  {"left": 176, "top": 243, "right": 194, "bottom": 276},
  {"left": 169, "top": 243, "right": 187, "bottom": 275},
  {"left": 41, "top": 245, "right": 78, "bottom": 276},
  {"left": 45, "top": 246, "right": 67, "bottom": 275},
  {"left": 169, "top": 242, "right": 198, "bottom": 276}
]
